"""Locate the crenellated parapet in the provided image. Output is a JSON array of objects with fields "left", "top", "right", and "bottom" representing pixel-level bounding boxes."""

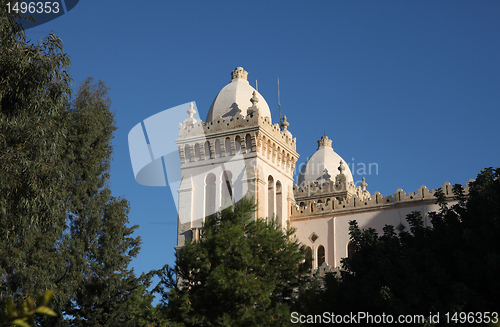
[
  {"left": 179, "top": 110, "right": 296, "bottom": 150},
  {"left": 176, "top": 103, "right": 299, "bottom": 178},
  {"left": 179, "top": 110, "right": 258, "bottom": 138},
  {"left": 295, "top": 180, "right": 356, "bottom": 199},
  {"left": 294, "top": 161, "right": 370, "bottom": 206},
  {"left": 291, "top": 180, "right": 473, "bottom": 218}
]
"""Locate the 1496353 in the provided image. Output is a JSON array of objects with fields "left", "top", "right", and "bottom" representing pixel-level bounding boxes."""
[
  {"left": 444, "top": 312, "right": 498, "bottom": 325},
  {"left": 6, "top": 2, "right": 60, "bottom": 14}
]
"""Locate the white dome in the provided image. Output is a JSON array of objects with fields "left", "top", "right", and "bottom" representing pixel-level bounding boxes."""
[
  {"left": 297, "top": 136, "right": 354, "bottom": 186},
  {"left": 206, "top": 67, "right": 272, "bottom": 122}
]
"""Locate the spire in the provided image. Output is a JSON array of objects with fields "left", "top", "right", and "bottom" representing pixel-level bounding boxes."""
[{"left": 230, "top": 67, "right": 248, "bottom": 81}]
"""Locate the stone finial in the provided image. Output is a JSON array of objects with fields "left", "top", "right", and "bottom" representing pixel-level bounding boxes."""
[
  {"left": 247, "top": 91, "right": 260, "bottom": 115},
  {"left": 183, "top": 102, "right": 197, "bottom": 126},
  {"left": 361, "top": 177, "right": 368, "bottom": 191},
  {"left": 250, "top": 91, "right": 259, "bottom": 105},
  {"left": 317, "top": 135, "right": 333, "bottom": 149},
  {"left": 187, "top": 102, "right": 196, "bottom": 118},
  {"left": 338, "top": 160, "right": 345, "bottom": 174},
  {"left": 231, "top": 67, "right": 248, "bottom": 81},
  {"left": 281, "top": 115, "right": 290, "bottom": 131}
]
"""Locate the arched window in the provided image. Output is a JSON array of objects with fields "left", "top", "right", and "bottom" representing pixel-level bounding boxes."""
[
  {"left": 205, "top": 173, "right": 216, "bottom": 217},
  {"left": 225, "top": 137, "right": 231, "bottom": 157},
  {"left": 245, "top": 134, "right": 252, "bottom": 153},
  {"left": 221, "top": 171, "right": 233, "bottom": 206},
  {"left": 317, "top": 245, "right": 325, "bottom": 267},
  {"left": 184, "top": 144, "right": 191, "bottom": 163},
  {"left": 276, "top": 181, "right": 282, "bottom": 222},
  {"left": 347, "top": 241, "right": 356, "bottom": 258},
  {"left": 215, "top": 139, "right": 221, "bottom": 158},
  {"left": 194, "top": 143, "right": 201, "bottom": 161},
  {"left": 305, "top": 246, "right": 313, "bottom": 270},
  {"left": 268, "top": 175, "right": 274, "bottom": 218},
  {"left": 235, "top": 135, "right": 241, "bottom": 153},
  {"left": 204, "top": 141, "right": 211, "bottom": 160}
]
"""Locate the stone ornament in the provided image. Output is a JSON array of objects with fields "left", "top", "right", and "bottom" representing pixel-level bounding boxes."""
[{"left": 230, "top": 67, "right": 248, "bottom": 80}]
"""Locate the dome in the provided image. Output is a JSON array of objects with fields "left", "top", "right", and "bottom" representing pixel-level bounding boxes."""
[
  {"left": 206, "top": 67, "right": 272, "bottom": 122},
  {"left": 297, "top": 136, "right": 354, "bottom": 186}
]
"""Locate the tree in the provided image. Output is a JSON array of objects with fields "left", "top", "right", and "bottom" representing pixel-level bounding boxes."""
[
  {"left": 1, "top": 1, "right": 73, "bottom": 315},
  {"left": 59, "top": 78, "right": 145, "bottom": 327},
  {"left": 306, "top": 168, "right": 500, "bottom": 325},
  {"left": 157, "top": 197, "right": 309, "bottom": 327},
  {"left": 1, "top": 7, "right": 152, "bottom": 326}
]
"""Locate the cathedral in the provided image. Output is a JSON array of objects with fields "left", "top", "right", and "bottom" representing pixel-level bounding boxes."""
[{"left": 175, "top": 67, "right": 465, "bottom": 270}]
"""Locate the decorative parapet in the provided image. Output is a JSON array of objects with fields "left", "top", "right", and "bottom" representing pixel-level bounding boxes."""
[
  {"left": 316, "top": 262, "right": 341, "bottom": 278},
  {"left": 176, "top": 105, "right": 299, "bottom": 178},
  {"left": 291, "top": 180, "right": 473, "bottom": 218},
  {"left": 295, "top": 180, "right": 356, "bottom": 197},
  {"left": 294, "top": 176, "right": 370, "bottom": 201},
  {"left": 178, "top": 111, "right": 296, "bottom": 151}
]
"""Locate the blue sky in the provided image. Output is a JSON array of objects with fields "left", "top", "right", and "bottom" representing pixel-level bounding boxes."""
[{"left": 25, "top": 0, "right": 500, "bottom": 298}]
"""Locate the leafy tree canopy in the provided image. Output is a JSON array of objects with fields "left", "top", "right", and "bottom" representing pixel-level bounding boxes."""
[
  {"left": 305, "top": 168, "right": 500, "bottom": 326},
  {"left": 0, "top": 6, "right": 165, "bottom": 326},
  {"left": 157, "top": 197, "right": 310, "bottom": 327}
]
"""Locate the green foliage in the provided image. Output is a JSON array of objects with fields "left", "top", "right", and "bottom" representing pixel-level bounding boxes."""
[
  {"left": 59, "top": 78, "right": 145, "bottom": 327},
  {"left": 1, "top": 7, "right": 155, "bottom": 326},
  {"left": 0, "top": 290, "right": 56, "bottom": 327},
  {"left": 307, "top": 168, "right": 500, "bottom": 325},
  {"left": 1, "top": 1, "right": 74, "bottom": 315},
  {"left": 157, "top": 198, "right": 309, "bottom": 327},
  {"left": 120, "top": 281, "right": 170, "bottom": 327}
]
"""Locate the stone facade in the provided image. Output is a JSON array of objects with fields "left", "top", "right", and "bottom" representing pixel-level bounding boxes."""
[
  {"left": 176, "top": 68, "right": 299, "bottom": 249},
  {"left": 176, "top": 67, "right": 469, "bottom": 270}
]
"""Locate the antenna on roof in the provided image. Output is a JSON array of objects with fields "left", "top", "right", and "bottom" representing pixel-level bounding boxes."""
[
  {"left": 256, "top": 79, "right": 258, "bottom": 92},
  {"left": 278, "top": 77, "right": 282, "bottom": 127}
]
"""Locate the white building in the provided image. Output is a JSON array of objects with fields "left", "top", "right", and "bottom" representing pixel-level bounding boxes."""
[{"left": 176, "top": 67, "right": 466, "bottom": 269}]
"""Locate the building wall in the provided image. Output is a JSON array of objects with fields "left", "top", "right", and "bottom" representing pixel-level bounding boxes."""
[
  {"left": 175, "top": 69, "right": 472, "bottom": 272},
  {"left": 291, "top": 216, "right": 334, "bottom": 269},
  {"left": 291, "top": 182, "right": 467, "bottom": 269},
  {"left": 176, "top": 108, "right": 299, "bottom": 247},
  {"left": 331, "top": 202, "right": 451, "bottom": 267}
]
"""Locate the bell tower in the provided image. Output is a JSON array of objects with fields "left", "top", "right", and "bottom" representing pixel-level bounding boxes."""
[{"left": 176, "top": 67, "right": 299, "bottom": 248}]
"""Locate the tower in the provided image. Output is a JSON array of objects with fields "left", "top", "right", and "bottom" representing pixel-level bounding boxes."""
[{"left": 176, "top": 67, "right": 299, "bottom": 248}]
